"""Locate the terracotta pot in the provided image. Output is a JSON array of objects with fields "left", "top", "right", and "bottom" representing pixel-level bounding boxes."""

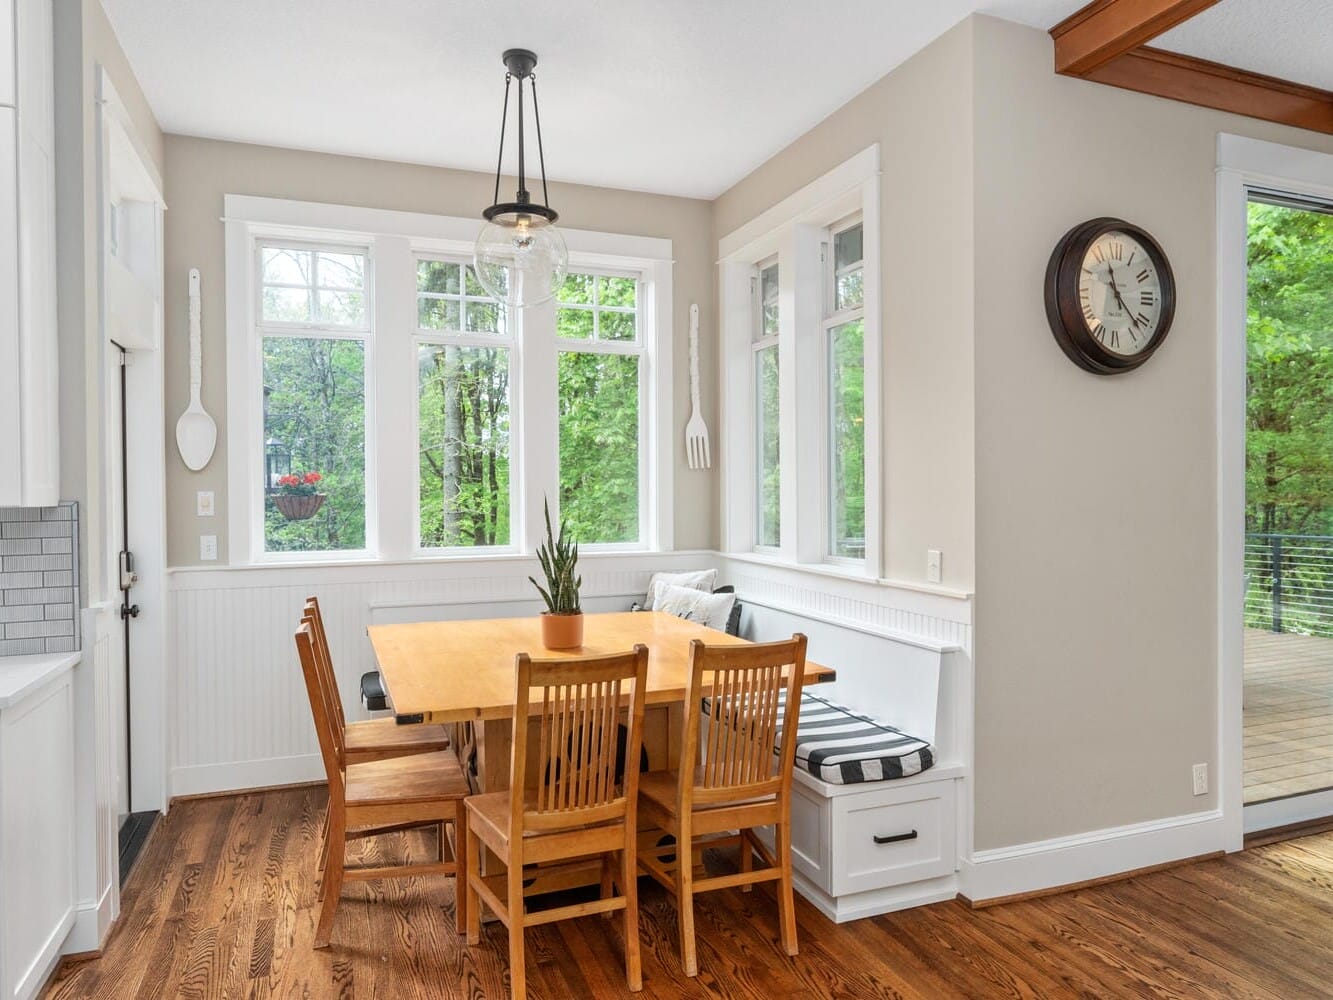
[
  {"left": 540, "top": 611, "right": 584, "bottom": 650},
  {"left": 274, "top": 493, "right": 327, "bottom": 521}
]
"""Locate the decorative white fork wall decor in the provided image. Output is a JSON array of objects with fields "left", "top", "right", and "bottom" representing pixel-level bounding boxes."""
[{"left": 685, "top": 303, "right": 711, "bottom": 470}]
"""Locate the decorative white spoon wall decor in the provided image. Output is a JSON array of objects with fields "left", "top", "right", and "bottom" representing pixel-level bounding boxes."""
[
  {"left": 175, "top": 268, "right": 217, "bottom": 471},
  {"left": 685, "top": 303, "right": 711, "bottom": 469}
]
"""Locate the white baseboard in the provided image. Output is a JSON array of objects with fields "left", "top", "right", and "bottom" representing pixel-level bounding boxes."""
[
  {"left": 171, "top": 754, "right": 323, "bottom": 798},
  {"left": 17, "top": 907, "right": 74, "bottom": 1000},
  {"left": 958, "top": 808, "right": 1225, "bottom": 903},
  {"left": 793, "top": 870, "right": 957, "bottom": 923},
  {"left": 61, "top": 883, "right": 115, "bottom": 956},
  {"left": 1244, "top": 789, "right": 1333, "bottom": 835}
]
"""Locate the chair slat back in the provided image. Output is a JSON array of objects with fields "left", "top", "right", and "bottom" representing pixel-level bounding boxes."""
[
  {"left": 511, "top": 645, "right": 649, "bottom": 836},
  {"left": 295, "top": 622, "right": 346, "bottom": 794},
  {"left": 304, "top": 597, "right": 346, "bottom": 730},
  {"left": 681, "top": 634, "right": 807, "bottom": 807}
]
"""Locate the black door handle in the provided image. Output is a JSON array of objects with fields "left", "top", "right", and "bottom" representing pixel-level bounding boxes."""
[
  {"left": 120, "top": 603, "right": 140, "bottom": 620},
  {"left": 873, "top": 829, "right": 918, "bottom": 845}
]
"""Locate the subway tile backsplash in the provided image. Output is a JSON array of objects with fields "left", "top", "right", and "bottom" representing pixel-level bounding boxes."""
[{"left": 0, "top": 502, "right": 80, "bottom": 656}]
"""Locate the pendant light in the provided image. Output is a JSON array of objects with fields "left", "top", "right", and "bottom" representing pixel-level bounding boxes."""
[{"left": 474, "top": 48, "right": 568, "bottom": 309}]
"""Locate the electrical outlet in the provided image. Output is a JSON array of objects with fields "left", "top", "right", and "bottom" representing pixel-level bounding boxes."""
[
  {"left": 200, "top": 535, "right": 218, "bottom": 561},
  {"left": 927, "top": 549, "right": 943, "bottom": 584},
  {"left": 197, "top": 491, "right": 215, "bottom": 517},
  {"left": 1192, "top": 763, "right": 1208, "bottom": 796}
]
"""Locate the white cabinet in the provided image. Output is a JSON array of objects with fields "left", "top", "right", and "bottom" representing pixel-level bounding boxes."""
[
  {"left": 0, "top": 0, "right": 58, "bottom": 506},
  {"left": 0, "top": 657, "right": 77, "bottom": 1000}
]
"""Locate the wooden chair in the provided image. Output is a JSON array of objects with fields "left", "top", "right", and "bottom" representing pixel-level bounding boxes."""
[
  {"left": 464, "top": 646, "right": 649, "bottom": 1000},
  {"left": 637, "top": 634, "right": 808, "bottom": 977},
  {"left": 304, "top": 597, "right": 451, "bottom": 764},
  {"left": 295, "top": 622, "right": 470, "bottom": 947}
]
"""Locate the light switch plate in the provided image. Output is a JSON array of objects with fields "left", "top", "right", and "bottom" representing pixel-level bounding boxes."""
[
  {"left": 927, "top": 549, "right": 942, "bottom": 584},
  {"left": 197, "top": 490, "right": 215, "bottom": 517},
  {"left": 200, "top": 535, "right": 218, "bottom": 561}
]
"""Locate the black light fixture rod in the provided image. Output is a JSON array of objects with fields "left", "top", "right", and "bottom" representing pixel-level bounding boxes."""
[
  {"left": 531, "top": 75, "right": 551, "bottom": 210},
  {"left": 516, "top": 73, "right": 527, "bottom": 201},
  {"left": 492, "top": 73, "right": 512, "bottom": 209}
]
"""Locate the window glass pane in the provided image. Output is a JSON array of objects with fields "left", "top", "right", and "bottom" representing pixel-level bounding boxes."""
[
  {"left": 598, "top": 276, "right": 637, "bottom": 309},
  {"left": 600, "top": 310, "right": 637, "bottom": 342},
  {"left": 316, "top": 288, "right": 365, "bottom": 327},
  {"left": 756, "top": 345, "right": 780, "bottom": 547},
  {"left": 464, "top": 267, "right": 487, "bottom": 298},
  {"left": 559, "top": 352, "right": 639, "bottom": 543},
  {"left": 557, "top": 305, "right": 594, "bottom": 340},
  {"left": 418, "top": 260, "right": 461, "bottom": 295},
  {"left": 263, "top": 337, "right": 366, "bottom": 552},
  {"left": 835, "top": 268, "right": 864, "bottom": 312},
  {"left": 262, "top": 286, "right": 312, "bottom": 324},
  {"left": 418, "top": 296, "right": 461, "bottom": 331},
  {"left": 829, "top": 319, "right": 865, "bottom": 559},
  {"left": 834, "top": 224, "right": 863, "bottom": 271},
  {"left": 759, "top": 263, "right": 780, "bottom": 338},
  {"left": 317, "top": 251, "right": 365, "bottom": 290},
  {"left": 418, "top": 344, "right": 511, "bottom": 548},
  {"left": 466, "top": 300, "right": 504, "bottom": 335},
  {"left": 262, "top": 247, "right": 312, "bottom": 286},
  {"left": 559, "top": 272, "right": 595, "bottom": 305}
]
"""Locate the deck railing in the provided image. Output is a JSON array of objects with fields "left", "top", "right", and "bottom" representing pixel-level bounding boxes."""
[{"left": 1245, "top": 532, "right": 1333, "bottom": 636}]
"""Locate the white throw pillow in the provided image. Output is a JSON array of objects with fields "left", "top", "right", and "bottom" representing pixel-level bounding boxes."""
[
  {"left": 652, "top": 583, "right": 736, "bottom": 632},
  {"left": 645, "top": 569, "right": 717, "bottom": 608}
]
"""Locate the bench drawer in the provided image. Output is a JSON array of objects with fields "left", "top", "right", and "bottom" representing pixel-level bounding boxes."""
[{"left": 831, "top": 783, "right": 955, "bottom": 895}]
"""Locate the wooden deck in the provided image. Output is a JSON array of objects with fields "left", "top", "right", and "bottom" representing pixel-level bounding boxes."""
[{"left": 1245, "top": 629, "right": 1333, "bottom": 803}]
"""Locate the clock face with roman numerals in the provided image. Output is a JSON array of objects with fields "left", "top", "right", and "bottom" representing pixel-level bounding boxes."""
[{"left": 1045, "top": 218, "right": 1176, "bottom": 375}]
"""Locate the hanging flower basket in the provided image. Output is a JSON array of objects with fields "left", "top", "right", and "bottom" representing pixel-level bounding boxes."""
[{"left": 274, "top": 492, "right": 326, "bottom": 521}]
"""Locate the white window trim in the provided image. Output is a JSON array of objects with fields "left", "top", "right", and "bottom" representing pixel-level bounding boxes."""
[
  {"left": 718, "top": 146, "right": 881, "bottom": 578},
  {"left": 224, "top": 195, "right": 673, "bottom": 566}
]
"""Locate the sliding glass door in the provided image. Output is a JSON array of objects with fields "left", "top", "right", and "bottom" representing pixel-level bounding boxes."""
[{"left": 1243, "top": 192, "right": 1333, "bottom": 822}]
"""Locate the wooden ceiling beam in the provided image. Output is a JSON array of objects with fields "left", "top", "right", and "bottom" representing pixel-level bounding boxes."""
[
  {"left": 1084, "top": 47, "right": 1333, "bottom": 134},
  {"left": 1051, "top": 0, "right": 1223, "bottom": 76}
]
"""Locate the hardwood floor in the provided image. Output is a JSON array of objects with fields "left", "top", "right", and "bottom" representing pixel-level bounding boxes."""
[
  {"left": 45, "top": 785, "right": 1333, "bottom": 999},
  {"left": 1244, "top": 629, "right": 1333, "bottom": 803}
]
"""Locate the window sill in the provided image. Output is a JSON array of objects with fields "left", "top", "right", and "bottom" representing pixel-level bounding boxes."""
[{"left": 720, "top": 551, "right": 972, "bottom": 599}]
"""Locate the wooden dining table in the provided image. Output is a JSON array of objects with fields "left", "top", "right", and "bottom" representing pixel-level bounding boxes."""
[{"left": 366, "top": 610, "right": 835, "bottom": 795}]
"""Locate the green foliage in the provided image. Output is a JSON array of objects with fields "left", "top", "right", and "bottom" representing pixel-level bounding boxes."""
[
  {"left": 263, "top": 338, "right": 366, "bottom": 552},
  {"left": 1245, "top": 200, "right": 1333, "bottom": 634},
  {"left": 830, "top": 319, "right": 866, "bottom": 557},
  {"left": 756, "top": 346, "right": 780, "bottom": 546},
  {"left": 529, "top": 498, "right": 582, "bottom": 614}
]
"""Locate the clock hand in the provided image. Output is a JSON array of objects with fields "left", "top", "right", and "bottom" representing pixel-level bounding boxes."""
[{"left": 1105, "top": 266, "right": 1139, "bottom": 326}]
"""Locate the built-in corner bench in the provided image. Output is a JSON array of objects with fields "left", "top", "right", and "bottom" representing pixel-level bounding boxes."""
[{"left": 750, "top": 624, "right": 967, "bottom": 923}]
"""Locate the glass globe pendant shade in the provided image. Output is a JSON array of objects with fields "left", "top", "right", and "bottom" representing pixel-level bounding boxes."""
[{"left": 474, "top": 211, "right": 568, "bottom": 308}]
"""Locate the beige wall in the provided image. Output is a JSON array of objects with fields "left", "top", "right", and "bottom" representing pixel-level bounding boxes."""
[
  {"left": 969, "top": 15, "right": 1333, "bottom": 849},
  {"left": 711, "top": 20, "right": 977, "bottom": 591},
  {"left": 54, "top": 0, "right": 163, "bottom": 603},
  {"left": 162, "top": 137, "right": 715, "bottom": 566}
]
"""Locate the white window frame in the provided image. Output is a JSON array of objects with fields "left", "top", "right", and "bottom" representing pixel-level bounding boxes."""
[
  {"left": 752, "top": 256, "right": 781, "bottom": 553},
  {"left": 224, "top": 195, "right": 673, "bottom": 566},
  {"left": 824, "top": 214, "right": 866, "bottom": 565},
  {"left": 555, "top": 265, "right": 651, "bottom": 550},
  {"left": 718, "top": 145, "right": 882, "bottom": 578},
  {"left": 412, "top": 251, "right": 518, "bottom": 556}
]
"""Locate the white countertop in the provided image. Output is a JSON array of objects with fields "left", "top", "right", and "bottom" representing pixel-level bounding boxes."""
[{"left": 0, "top": 651, "right": 80, "bottom": 709}]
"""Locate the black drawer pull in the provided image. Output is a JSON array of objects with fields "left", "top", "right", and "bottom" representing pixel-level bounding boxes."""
[{"left": 873, "top": 830, "right": 918, "bottom": 845}]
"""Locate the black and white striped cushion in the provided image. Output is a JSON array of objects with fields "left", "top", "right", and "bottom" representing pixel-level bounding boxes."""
[
  {"left": 701, "top": 690, "right": 934, "bottom": 785},
  {"left": 778, "top": 691, "right": 933, "bottom": 785}
]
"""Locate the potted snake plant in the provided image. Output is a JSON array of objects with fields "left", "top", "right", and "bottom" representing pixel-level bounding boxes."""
[{"left": 529, "top": 499, "right": 583, "bottom": 649}]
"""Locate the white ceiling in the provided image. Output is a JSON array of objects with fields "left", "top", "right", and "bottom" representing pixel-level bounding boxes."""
[
  {"left": 102, "top": 0, "right": 1083, "bottom": 200},
  {"left": 1154, "top": 0, "right": 1333, "bottom": 93}
]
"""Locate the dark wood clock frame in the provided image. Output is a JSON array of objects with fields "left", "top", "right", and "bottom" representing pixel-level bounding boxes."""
[{"left": 1044, "top": 217, "right": 1176, "bottom": 375}]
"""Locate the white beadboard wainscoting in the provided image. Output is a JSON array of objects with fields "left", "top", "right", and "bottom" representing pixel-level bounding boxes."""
[{"left": 167, "top": 553, "right": 975, "bottom": 800}]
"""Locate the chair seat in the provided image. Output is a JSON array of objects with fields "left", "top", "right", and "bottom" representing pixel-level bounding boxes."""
[
  {"left": 638, "top": 768, "right": 774, "bottom": 817},
  {"left": 465, "top": 789, "right": 626, "bottom": 839},
  {"left": 344, "top": 717, "right": 450, "bottom": 763},
  {"left": 345, "top": 749, "right": 469, "bottom": 807}
]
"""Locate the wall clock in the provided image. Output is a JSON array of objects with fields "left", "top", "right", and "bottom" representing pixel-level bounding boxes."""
[{"left": 1044, "top": 217, "right": 1176, "bottom": 375}]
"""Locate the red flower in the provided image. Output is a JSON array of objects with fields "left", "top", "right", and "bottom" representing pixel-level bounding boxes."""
[
  {"left": 302, "top": 471, "right": 322, "bottom": 485},
  {"left": 278, "top": 474, "right": 300, "bottom": 487}
]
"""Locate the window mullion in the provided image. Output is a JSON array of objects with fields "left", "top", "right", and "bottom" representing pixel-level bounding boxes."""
[
  {"left": 519, "top": 298, "right": 558, "bottom": 553},
  {"left": 374, "top": 236, "right": 416, "bottom": 560},
  {"left": 788, "top": 224, "right": 824, "bottom": 565}
]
